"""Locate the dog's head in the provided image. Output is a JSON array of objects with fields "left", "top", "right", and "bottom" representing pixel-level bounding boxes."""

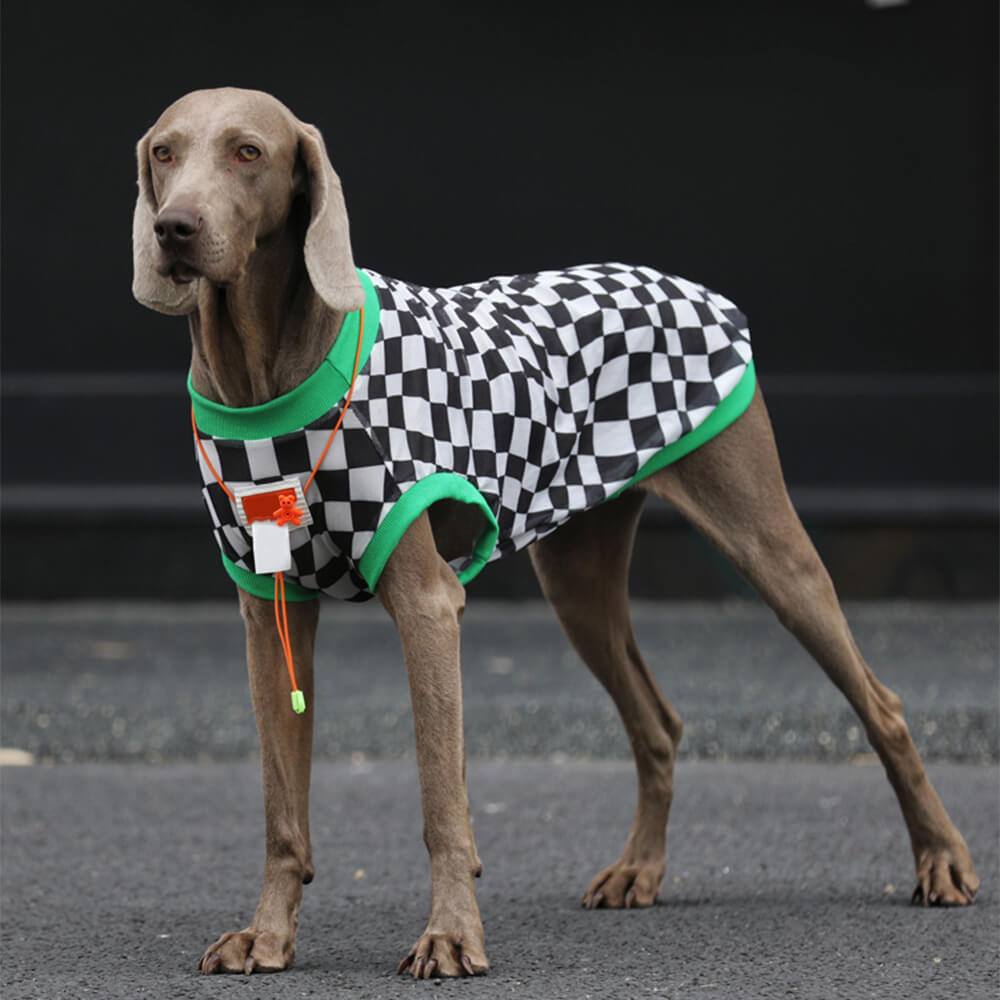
[{"left": 132, "top": 87, "right": 364, "bottom": 315}]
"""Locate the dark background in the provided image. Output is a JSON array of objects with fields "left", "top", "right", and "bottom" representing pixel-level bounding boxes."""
[{"left": 2, "top": 0, "right": 996, "bottom": 599}]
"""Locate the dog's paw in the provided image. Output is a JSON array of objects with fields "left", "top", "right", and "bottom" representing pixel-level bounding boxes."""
[
  {"left": 198, "top": 928, "right": 294, "bottom": 974},
  {"left": 396, "top": 930, "right": 489, "bottom": 979},
  {"left": 911, "top": 844, "right": 980, "bottom": 907},
  {"left": 583, "top": 858, "right": 664, "bottom": 909}
]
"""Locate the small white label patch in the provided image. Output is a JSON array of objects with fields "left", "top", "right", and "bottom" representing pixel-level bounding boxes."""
[{"left": 252, "top": 520, "right": 293, "bottom": 574}]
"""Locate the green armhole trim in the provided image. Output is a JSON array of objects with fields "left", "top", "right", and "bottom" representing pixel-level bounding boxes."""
[
  {"left": 189, "top": 269, "right": 381, "bottom": 440},
  {"left": 611, "top": 361, "right": 757, "bottom": 499},
  {"left": 358, "top": 473, "right": 500, "bottom": 593},
  {"left": 221, "top": 553, "right": 320, "bottom": 602}
]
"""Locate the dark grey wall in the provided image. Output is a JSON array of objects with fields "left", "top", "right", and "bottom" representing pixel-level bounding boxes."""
[
  {"left": 3, "top": 2, "right": 997, "bottom": 373},
  {"left": 1, "top": 1, "right": 996, "bottom": 598}
]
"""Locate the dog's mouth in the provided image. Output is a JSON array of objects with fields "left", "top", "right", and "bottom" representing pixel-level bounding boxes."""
[{"left": 167, "top": 260, "right": 201, "bottom": 284}]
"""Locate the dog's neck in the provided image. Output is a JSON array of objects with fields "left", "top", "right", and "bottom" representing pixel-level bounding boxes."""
[{"left": 187, "top": 220, "right": 345, "bottom": 408}]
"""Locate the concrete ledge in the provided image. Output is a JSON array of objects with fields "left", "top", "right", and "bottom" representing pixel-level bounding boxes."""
[
  {"left": 2, "top": 501, "right": 996, "bottom": 600},
  {"left": 3, "top": 372, "right": 996, "bottom": 599}
]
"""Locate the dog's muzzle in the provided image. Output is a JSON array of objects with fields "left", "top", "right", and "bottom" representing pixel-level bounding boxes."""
[{"left": 154, "top": 206, "right": 203, "bottom": 282}]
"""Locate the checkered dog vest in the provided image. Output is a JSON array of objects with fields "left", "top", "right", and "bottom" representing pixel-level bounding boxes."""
[{"left": 191, "top": 263, "right": 756, "bottom": 602}]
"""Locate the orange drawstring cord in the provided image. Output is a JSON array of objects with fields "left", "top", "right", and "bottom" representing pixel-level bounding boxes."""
[
  {"left": 191, "top": 307, "right": 366, "bottom": 715},
  {"left": 192, "top": 407, "right": 236, "bottom": 503},
  {"left": 303, "top": 307, "right": 365, "bottom": 496},
  {"left": 274, "top": 573, "right": 306, "bottom": 713}
]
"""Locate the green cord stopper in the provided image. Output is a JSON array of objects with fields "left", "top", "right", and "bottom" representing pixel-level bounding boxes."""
[{"left": 291, "top": 690, "right": 306, "bottom": 714}]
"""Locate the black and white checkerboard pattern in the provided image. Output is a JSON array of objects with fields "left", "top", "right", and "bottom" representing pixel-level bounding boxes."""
[{"left": 195, "top": 263, "right": 752, "bottom": 601}]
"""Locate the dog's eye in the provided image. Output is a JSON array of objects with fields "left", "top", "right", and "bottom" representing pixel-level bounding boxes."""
[
  {"left": 152, "top": 146, "right": 172, "bottom": 163},
  {"left": 237, "top": 145, "right": 261, "bottom": 162}
]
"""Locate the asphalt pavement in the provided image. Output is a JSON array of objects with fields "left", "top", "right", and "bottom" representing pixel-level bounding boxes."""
[
  {"left": 3, "top": 760, "right": 997, "bottom": 999},
  {"left": 2, "top": 600, "right": 998, "bottom": 998}
]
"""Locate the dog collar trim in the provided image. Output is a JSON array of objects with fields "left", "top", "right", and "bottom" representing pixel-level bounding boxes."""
[{"left": 187, "top": 268, "right": 380, "bottom": 439}]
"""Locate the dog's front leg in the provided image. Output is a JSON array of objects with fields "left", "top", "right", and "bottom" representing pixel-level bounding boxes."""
[
  {"left": 199, "top": 589, "right": 318, "bottom": 975},
  {"left": 378, "top": 513, "right": 489, "bottom": 979}
]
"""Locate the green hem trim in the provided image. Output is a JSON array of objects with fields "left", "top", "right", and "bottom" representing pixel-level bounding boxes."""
[
  {"left": 189, "top": 269, "right": 380, "bottom": 440},
  {"left": 611, "top": 361, "right": 757, "bottom": 499},
  {"left": 221, "top": 553, "right": 320, "bottom": 602},
  {"left": 358, "top": 473, "right": 499, "bottom": 593}
]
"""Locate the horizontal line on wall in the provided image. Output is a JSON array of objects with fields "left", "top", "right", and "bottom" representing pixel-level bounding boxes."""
[
  {"left": 757, "top": 373, "right": 997, "bottom": 397},
  {"left": 2, "top": 483, "right": 996, "bottom": 522},
  {"left": 1, "top": 374, "right": 181, "bottom": 396},
  {"left": 3, "top": 373, "right": 995, "bottom": 494}
]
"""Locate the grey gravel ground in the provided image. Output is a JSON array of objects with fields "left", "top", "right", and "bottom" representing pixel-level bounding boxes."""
[{"left": 1, "top": 600, "right": 997, "bottom": 764}]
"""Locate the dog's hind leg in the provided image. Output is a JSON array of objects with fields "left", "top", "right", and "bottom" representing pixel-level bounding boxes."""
[
  {"left": 530, "top": 489, "right": 683, "bottom": 908},
  {"left": 644, "top": 384, "right": 979, "bottom": 906},
  {"left": 200, "top": 590, "right": 319, "bottom": 974}
]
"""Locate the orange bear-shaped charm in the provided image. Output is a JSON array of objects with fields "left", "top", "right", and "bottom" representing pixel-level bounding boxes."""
[{"left": 273, "top": 493, "right": 303, "bottom": 527}]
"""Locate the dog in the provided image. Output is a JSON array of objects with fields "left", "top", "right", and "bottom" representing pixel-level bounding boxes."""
[{"left": 132, "top": 88, "right": 978, "bottom": 979}]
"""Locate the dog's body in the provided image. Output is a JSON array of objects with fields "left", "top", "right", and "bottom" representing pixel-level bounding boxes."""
[{"left": 133, "top": 88, "right": 979, "bottom": 979}]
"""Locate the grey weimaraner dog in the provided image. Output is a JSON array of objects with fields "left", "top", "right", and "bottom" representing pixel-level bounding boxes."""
[{"left": 132, "top": 88, "right": 978, "bottom": 979}]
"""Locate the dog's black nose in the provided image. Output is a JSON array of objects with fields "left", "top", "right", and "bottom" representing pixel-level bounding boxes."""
[{"left": 154, "top": 208, "right": 202, "bottom": 246}]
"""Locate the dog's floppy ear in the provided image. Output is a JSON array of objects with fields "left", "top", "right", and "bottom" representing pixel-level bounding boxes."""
[
  {"left": 131, "top": 129, "right": 199, "bottom": 315},
  {"left": 296, "top": 123, "right": 365, "bottom": 313}
]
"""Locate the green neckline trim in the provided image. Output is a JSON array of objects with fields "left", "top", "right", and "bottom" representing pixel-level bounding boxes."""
[
  {"left": 189, "top": 269, "right": 380, "bottom": 440},
  {"left": 358, "top": 473, "right": 499, "bottom": 592},
  {"left": 610, "top": 361, "right": 757, "bottom": 499}
]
